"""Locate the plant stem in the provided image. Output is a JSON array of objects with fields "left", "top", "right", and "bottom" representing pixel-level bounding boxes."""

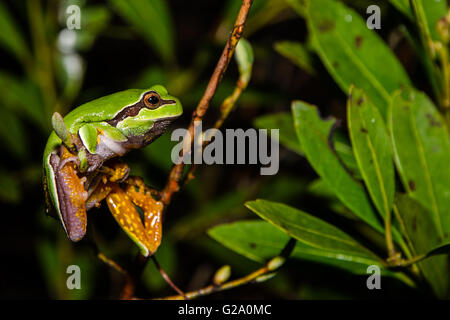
[
  {"left": 151, "top": 256, "right": 186, "bottom": 298},
  {"left": 153, "top": 239, "right": 296, "bottom": 300},
  {"left": 156, "top": 264, "right": 271, "bottom": 300},
  {"left": 119, "top": 0, "right": 254, "bottom": 299},
  {"left": 160, "top": 0, "right": 254, "bottom": 206}
]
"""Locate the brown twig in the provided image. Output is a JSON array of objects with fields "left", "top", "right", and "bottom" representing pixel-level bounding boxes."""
[
  {"left": 160, "top": 0, "right": 254, "bottom": 205},
  {"left": 97, "top": 252, "right": 129, "bottom": 276},
  {"left": 151, "top": 256, "right": 186, "bottom": 298},
  {"left": 119, "top": 0, "right": 254, "bottom": 299},
  {"left": 154, "top": 239, "right": 296, "bottom": 300},
  {"left": 120, "top": 253, "right": 149, "bottom": 299}
]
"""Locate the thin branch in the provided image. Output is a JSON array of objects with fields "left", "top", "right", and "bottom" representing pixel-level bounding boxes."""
[
  {"left": 156, "top": 265, "right": 271, "bottom": 300},
  {"left": 97, "top": 252, "right": 129, "bottom": 276},
  {"left": 154, "top": 239, "right": 296, "bottom": 300},
  {"left": 118, "top": 0, "right": 254, "bottom": 300},
  {"left": 160, "top": 0, "right": 254, "bottom": 206},
  {"left": 151, "top": 256, "right": 186, "bottom": 298}
]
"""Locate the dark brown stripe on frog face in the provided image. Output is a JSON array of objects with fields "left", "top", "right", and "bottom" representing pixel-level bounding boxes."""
[
  {"left": 107, "top": 101, "right": 144, "bottom": 127},
  {"left": 107, "top": 94, "right": 176, "bottom": 127}
]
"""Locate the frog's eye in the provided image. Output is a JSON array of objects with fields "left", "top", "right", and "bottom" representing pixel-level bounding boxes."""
[{"left": 144, "top": 91, "right": 161, "bottom": 109}]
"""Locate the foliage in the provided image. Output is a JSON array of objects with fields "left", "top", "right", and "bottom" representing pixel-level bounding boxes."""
[
  {"left": 1, "top": 0, "right": 450, "bottom": 299},
  {"left": 211, "top": 0, "right": 450, "bottom": 298}
]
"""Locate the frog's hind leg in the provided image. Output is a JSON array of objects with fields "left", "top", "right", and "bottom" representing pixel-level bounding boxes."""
[
  {"left": 124, "top": 179, "right": 163, "bottom": 254},
  {"left": 51, "top": 145, "right": 88, "bottom": 242},
  {"left": 105, "top": 183, "right": 156, "bottom": 257},
  {"left": 104, "top": 176, "right": 163, "bottom": 256}
]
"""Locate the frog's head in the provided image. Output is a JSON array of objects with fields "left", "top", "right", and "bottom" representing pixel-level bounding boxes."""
[{"left": 111, "top": 85, "right": 183, "bottom": 141}]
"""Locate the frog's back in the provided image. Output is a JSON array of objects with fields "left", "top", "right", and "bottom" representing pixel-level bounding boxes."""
[{"left": 63, "top": 89, "right": 145, "bottom": 131}]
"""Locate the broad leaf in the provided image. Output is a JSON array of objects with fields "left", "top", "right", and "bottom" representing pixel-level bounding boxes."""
[
  {"left": 347, "top": 87, "right": 395, "bottom": 219},
  {"left": 209, "top": 220, "right": 383, "bottom": 275},
  {"left": 245, "top": 199, "right": 381, "bottom": 261},
  {"left": 389, "top": 88, "right": 450, "bottom": 240},
  {"left": 108, "top": 0, "right": 175, "bottom": 64},
  {"left": 389, "top": 0, "right": 413, "bottom": 18},
  {"left": 274, "top": 41, "right": 316, "bottom": 75},
  {"left": 308, "top": 179, "right": 358, "bottom": 220},
  {"left": 305, "top": 0, "right": 411, "bottom": 118},
  {"left": 253, "top": 112, "right": 303, "bottom": 155},
  {"left": 292, "top": 101, "right": 383, "bottom": 233},
  {"left": 396, "top": 194, "right": 449, "bottom": 297},
  {"left": 235, "top": 38, "right": 254, "bottom": 85},
  {"left": 410, "top": 0, "right": 447, "bottom": 42}
]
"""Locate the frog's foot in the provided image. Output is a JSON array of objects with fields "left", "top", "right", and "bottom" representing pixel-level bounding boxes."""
[
  {"left": 100, "top": 161, "right": 130, "bottom": 183},
  {"left": 51, "top": 145, "right": 88, "bottom": 242},
  {"left": 125, "top": 176, "right": 160, "bottom": 199},
  {"left": 105, "top": 183, "right": 162, "bottom": 257},
  {"left": 125, "top": 182, "right": 164, "bottom": 252}
]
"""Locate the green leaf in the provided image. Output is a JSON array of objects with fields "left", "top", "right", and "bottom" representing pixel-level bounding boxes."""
[
  {"left": 108, "top": 0, "right": 175, "bottom": 64},
  {"left": 274, "top": 41, "right": 316, "bottom": 75},
  {"left": 305, "top": 0, "right": 411, "bottom": 118},
  {"left": 347, "top": 87, "right": 395, "bottom": 219},
  {"left": 410, "top": 0, "right": 447, "bottom": 43},
  {"left": 396, "top": 194, "right": 449, "bottom": 297},
  {"left": 209, "top": 220, "right": 383, "bottom": 275},
  {"left": 308, "top": 179, "right": 358, "bottom": 220},
  {"left": 285, "top": 0, "right": 307, "bottom": 17},
  {"left": 389, "top": 88, "right": 450, "bottom": 240},
  {"left": 253, "top": 112, "right": 303, "bottom": 155},
  {"left": 235, "top": 38, "right": 254, "bottom": 85},
  {"left": 389, "top": 0, "right": 413, "bottom": 18},
  {"left": 292, "top": 101, "right": 383, "bottom": 233},
  {"left": 426, "top": 242, "right": 450, "bottom": 257},
  {"left": 254, "top": 111, "right": 361, "bottom": 176},
  {"left": 0, "top": 2, "right": 30, "bottom": 64},
  {"left": 332, "top": 130, "right": 362, "bottom": 179},
  {"left": 246, "top": 200, "right": 381, "bottom": 262}
]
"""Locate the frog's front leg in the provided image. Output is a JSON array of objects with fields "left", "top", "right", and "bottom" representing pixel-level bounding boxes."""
[
  {"left": 78, "top": 122, "right": 129, "bottom": 173},
  {"left": 105, "top": 178, "right": 163, "bottom": 257}
]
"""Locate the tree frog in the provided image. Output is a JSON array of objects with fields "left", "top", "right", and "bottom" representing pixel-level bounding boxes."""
[{"left": 43, "top": 85, "right": 182, "bottom": 256}]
